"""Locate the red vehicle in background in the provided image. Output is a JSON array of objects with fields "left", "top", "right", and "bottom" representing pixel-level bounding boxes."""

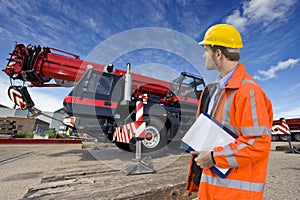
[{"left": 272, "top": 118, "right": 300, "bottom": 141}]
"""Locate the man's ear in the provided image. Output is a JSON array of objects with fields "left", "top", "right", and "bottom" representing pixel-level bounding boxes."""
[{"left": 215, "top": 49, "right": 222, "bottom": 60}]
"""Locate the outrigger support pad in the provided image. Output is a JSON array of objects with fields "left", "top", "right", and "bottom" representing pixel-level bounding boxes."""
[
  {"left": 124, "top": 157, "right": 156, "bottom": 175},
  {"left": 285, "top": 136, "right": 300, "bottom": 154},
  {"left": 123, "top": 140, "right": 156, "bottom": 175}
]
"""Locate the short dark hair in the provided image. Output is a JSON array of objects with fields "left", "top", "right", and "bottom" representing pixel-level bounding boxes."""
[{"left": 211, "top": 45, "right": 240, "bottom": 61}]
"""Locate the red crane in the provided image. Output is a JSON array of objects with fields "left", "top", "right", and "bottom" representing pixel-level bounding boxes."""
[{"left": 2, "top": 43, "right": 205, "bottom": 155}]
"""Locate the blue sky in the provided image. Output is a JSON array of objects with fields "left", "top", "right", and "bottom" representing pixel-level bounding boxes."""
[{"left": 0, "top": 0, "right": 299, "bottom": 119}]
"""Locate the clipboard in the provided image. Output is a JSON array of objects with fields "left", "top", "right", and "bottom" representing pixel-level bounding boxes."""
[
  {"left": 203, "top": 113, "right": 237, "bottom": 139},
  {"left": 181, "top": 113, "right": 237, "bottom": 178}
]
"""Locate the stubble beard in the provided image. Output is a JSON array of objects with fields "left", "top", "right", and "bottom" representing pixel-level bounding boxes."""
[{"left": 205, "top": 54, "right": 218, "bottom": 70}]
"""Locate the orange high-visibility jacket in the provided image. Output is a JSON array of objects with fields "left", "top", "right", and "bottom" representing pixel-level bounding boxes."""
[{"left": 187, "top": 63, "right": 273, "bottom": 200}]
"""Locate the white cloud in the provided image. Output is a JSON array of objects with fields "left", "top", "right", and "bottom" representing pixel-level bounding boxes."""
[
  {"left": 253, "top": 58, "right": 300, "bottom": 81},
  {"left": 225, "top": 0, "right": 297, "bottom": 32},
  {"left": 286, "top": 82, "right": 300, "bottom": 95},
  {"left": 243, "top": 0, "right": 294, "bottom": 22},
  {"left": 224, "top": 10, "right": 248, "bottom": 32},
  {"left": 86, "top": 17, "right": 97, "bottom": 30},
  {"left": 132, "top": 63, "right": 179, "bottom": 82},
  {"left": 28, "top": 89, "right": 64, "bottom": 112},
  {"left": 274, "top": 106, "right": 300, "bottom": 119}
]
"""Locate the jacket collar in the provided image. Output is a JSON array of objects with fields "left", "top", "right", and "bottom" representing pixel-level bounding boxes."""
[{"left": 225, "top": 62, "right": 246, "bottom": 89}]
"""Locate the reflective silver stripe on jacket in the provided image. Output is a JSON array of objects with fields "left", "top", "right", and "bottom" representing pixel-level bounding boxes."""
[
  {"left": 246, "top": 90, "right": 271, "bottom": 136},
  {"left": 214, "top": 137, "right": 257, "bottom": 167},
  {"left": 242, "top": 126, "right": 271, "bottom": 136},
  {"left": 242, "top": 79, "right": 259, "bottom": 87},
  {"left": 201, "top": 174, "right": 265, "bottom": 192},
  {"left": 214, "top": 79, "right": 270, "bottom": 167},
  {"left": 221, "top": 79, "right": 270, "bottom": 137}
]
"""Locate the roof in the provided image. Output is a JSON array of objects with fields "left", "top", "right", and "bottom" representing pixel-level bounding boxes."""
[{"left": 54, "top": 108, "right": 65, "bottom": 114}]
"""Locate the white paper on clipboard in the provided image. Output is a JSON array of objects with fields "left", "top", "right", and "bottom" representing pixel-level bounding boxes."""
[{"left": 181, "top": 113, "right": 237, "bottom": 178}]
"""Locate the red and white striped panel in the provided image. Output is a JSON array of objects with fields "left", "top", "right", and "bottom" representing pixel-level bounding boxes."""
[
  {"left": 272, "top": 123, "right": 291, "bottom": 135},
  {"left": 136, "top": 100, "right": 143, "bottom": 122},
  {"left": 113, "top": 125, "right": 132, "bottom": 143},
  {"left": 281, "top": 119, "right": 290, "bottom": 133},
  {"left": 136, "top": 94, "right": 147, "bottom": 122},
  {"left": 141, "top": 94, "right": 148, "bottom": 104},
  {"left": 134, "top": 121, "right": 146, "bottom": 138},
  {"left": 135, "top": 95, "right": 146, "bottom": 138},
  {"left": 113, "top": 121, "right": 146, "bottom": 143}
]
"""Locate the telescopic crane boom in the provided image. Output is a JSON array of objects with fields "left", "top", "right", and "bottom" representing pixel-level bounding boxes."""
[{"left": 3, "top": 43, "right": 171, "bottom": 97}]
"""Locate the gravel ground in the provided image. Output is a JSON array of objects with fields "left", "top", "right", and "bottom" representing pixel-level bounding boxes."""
[
  {"left": 0, "top": 142, "right": 299, "bottom": 200},
  {"left": 264, "top": 142, "right": 300, "bottom": 200}
]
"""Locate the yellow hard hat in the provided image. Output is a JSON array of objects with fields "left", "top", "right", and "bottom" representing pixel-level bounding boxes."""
[{"left": 199, "top": 24, "right": 243, "bottom": 48}]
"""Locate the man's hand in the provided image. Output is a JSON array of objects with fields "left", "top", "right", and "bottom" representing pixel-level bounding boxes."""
[{"left": 192, "top": 151, "right": 215, "bottom": 169}]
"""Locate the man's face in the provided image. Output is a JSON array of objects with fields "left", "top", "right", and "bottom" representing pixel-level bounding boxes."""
[{"left": 203, "top": 45, "right": 217, "bottom": 70}]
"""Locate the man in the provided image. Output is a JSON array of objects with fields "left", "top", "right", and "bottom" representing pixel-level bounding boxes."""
[{"left": 186, "top": 24, "right": 273, "bottom": 199}]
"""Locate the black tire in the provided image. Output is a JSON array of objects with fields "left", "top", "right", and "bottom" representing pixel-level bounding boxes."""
[
  {"left": 271, "top": 135, "right": 279, "bottom": 141},
  {"left": 293, "top": 133, "right": 300, "bottom": 141},
  {"left": 141, "top": 117, "right": 168, "bottom": 153},
  {"left": 279, "top": 134, "right": 289, "bottom": 141}
]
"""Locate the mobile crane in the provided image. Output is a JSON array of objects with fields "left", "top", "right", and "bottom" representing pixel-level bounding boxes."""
[{"left": 3, "top": 43, "right": 205, "bottom": 152}]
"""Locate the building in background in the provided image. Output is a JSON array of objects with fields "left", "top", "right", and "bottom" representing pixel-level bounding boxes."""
[
  {"left": 0, "top": 116, "right": 49, "bottom": 134},
  {"left": 0, "top": 105, "right": 65, "bottom": 132}
]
